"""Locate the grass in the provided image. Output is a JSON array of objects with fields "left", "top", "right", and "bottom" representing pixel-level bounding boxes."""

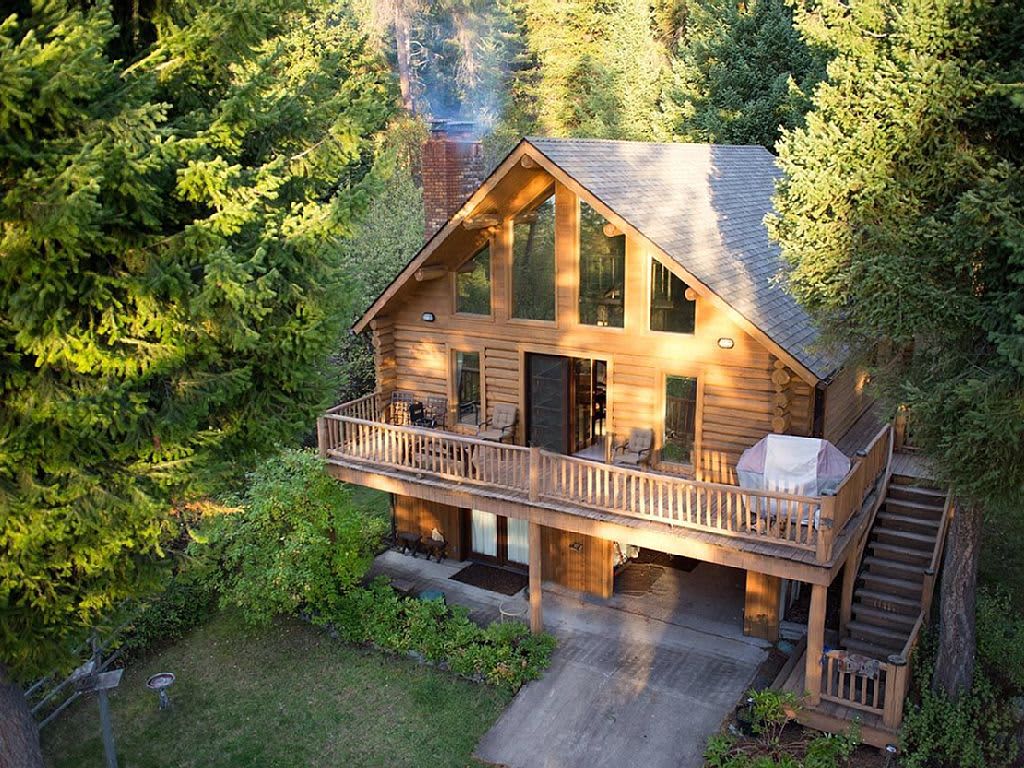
[
  {"left": 349, "top": 484, "right": 392, "bottom": 521},
  {"left": 42, "top": 610, "right": 511, "bottom": 768}
]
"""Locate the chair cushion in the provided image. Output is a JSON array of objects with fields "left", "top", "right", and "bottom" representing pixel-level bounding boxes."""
[{"left": 477, "top": 428, "right": 506, "bottom": 441}]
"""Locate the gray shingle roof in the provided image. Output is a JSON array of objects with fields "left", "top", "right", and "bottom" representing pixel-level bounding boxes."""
[{"left": 526, "top": 137, "right": 839, "bottom": 380}]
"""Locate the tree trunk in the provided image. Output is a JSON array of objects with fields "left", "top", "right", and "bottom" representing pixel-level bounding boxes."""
[
  {"left": 394, "top": 2, "right": 414, "bottom": 114},
  {"left": 0, "top": 662, "right": 43, "bottom": 768},
  {"left": 932, "top": 497, "right": 983, "bottom": 700}
]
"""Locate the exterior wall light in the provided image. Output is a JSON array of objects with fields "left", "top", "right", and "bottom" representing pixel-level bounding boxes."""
[
  {"left": 421, "top": 312, "right": 435, "bottom": 322},
  {"left": 717, "top": 337, "right": 735, "bottom": 349}
]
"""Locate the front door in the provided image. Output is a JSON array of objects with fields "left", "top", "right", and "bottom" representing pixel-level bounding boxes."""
[{"left": 527, "top": 353, "right": 570, "bottom": 453}]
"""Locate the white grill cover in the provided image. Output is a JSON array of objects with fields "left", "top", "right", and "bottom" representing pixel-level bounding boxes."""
[{"left": 737, "top": 434, "right": 851, "bottom": 497}]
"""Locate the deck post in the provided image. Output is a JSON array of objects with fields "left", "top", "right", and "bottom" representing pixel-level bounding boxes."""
[
  {"left": 743, "top": 571, "right": 781, "bottom": 642},
  {"left": 316, "top": 416, "right": 327, "bottom": 458},
  {"left": 882, "top": 655, "right": 909, "bottom": 729},
  {"left": 804, "top": 583, "right": 827, "bottom": 706},
  {"left": 839, "top": 546, "right": 859, "bottom": 636},
  {"left": 528, "top": 520, "right": 543, "bottom": 634},
  {"left": 816, "top": 495, "right": 836, "bottom": 562}
]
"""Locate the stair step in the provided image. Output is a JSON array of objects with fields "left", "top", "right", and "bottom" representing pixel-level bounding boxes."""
[
  {"left": 869, "top": 541, "right": 931, "bottom": 564},
  {"left": 882, "top": 498, "right": 945, "bottom": 520},
  {"left": 842, "top": 637, "right": 896, "bottom": 660},
  {"left": 847, "top": 620, "right": 909, "bottom": 648},
  {"left": 863, "top": 556, "right": 927, "bottom": 579},
  {"left": 855, "top": 588, "right": 920, "bottom": 615},
  {"left": 887, "top": 484, "right": 947, "bottom": 504},
  {"left": 861, "top": 572, "right": 924, "bottom": 599},
  {"left": 877, "top": 512, "right": 941, "bottom": 535},
  {"left": 852, "top": 604, "right": 919, "bottom": 628},
  {"left": 874, "top": 528, "right": 936, "bottom": 550}
]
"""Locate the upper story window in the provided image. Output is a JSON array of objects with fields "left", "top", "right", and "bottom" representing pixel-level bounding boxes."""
[
  {"left": 650, "top": 260, "right": 696, "bottom": 334},
  {"left": 511, "top": 195, "right": 556, "bottom": 321},
  {"left": 579, "top": 202, "right": 625, "bottom": 328},
  {"left": 455, "top": 244, "right": 491, "bottom": 315}
]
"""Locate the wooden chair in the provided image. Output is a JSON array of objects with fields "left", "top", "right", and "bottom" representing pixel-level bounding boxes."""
[
  {"left": 389, "top": 391, "right": 413, "bottom": 425},
  {"left": 408, "top": 402, "right": 436, "bottom": 429},
  {"left": 612, "top": 428, "right": 654, "bottom": 468},
  {"left": 476, "top": 404, "right": 518, "bottom": 443}
]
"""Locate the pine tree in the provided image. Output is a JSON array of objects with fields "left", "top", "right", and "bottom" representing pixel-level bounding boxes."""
[
  {"left": 770, "top": 0, "right": 1024, "bottom": 699},
  {"left": 664, "top": 0, "right": 826, "bottom": 148},
  {"left": 0, "top": 0, "right": 394, "bottom": 760}
]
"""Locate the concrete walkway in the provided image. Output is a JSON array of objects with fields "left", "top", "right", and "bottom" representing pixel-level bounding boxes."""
[{"left": 369, "top": 551, "right": 769, "bottom": 768}]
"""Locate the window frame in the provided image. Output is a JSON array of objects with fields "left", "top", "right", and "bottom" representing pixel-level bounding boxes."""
[
  {"left": 449, "top": 346, "right": 485, "bottom": 427},
  {"left": 576, "top": 198, "right": 627, "bottom": 331},
  {"left": 452, "top": 240, "right": 494, "bottom": 319},
  {"left": 508, "top": 186, "right": 558, "bottom": 327},
  {"left": 658, "top": 371, "right": 702, "bottom": 473},
  {"left": 648, "top": 256, "right": 698, "bottom": 336}
]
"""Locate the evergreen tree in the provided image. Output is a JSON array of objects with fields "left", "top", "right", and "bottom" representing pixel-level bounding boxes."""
[
  {"left": 770, "top": 0, "right": 1024, "bottom": 699},
  {"left": 0, "top": 0, "right": 393, "bottom": 760},
  {"left": 500, "top": 0, "right": 672, "bottom": 140},
  {"left": 664, "top": 0, "right": 826, "bottom": 148}
]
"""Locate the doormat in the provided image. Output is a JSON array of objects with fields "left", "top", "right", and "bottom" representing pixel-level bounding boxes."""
[
  {"left": 451, "top": 563, "right": 528, "bottom": 596},
  {"left": 633, "top": 548, "right": 701, "bottom": 572},
  {"left": 615, "top": 564, "right": 664, "bottom": 596}
]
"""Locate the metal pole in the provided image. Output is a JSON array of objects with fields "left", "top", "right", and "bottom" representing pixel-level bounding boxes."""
[{"left": 92, "top": 636, "right": 118, "bottom": 768}]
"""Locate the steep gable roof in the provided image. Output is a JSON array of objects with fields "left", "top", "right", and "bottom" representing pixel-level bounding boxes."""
[
  {"left": 525, "top": 138, "right": 836, "bottom": 379},
  {"left": 355, "top": 137, "right": 839, "bottom": 381}
]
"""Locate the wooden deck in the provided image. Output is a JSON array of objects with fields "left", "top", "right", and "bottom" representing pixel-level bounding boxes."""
[{"left": 319, "top": 394, "right": 894, "bottom": 581}]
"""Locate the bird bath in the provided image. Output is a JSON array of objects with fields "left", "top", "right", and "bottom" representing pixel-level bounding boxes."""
[{"left": 146, "top": 672, "right": 175, "bottom": 710}]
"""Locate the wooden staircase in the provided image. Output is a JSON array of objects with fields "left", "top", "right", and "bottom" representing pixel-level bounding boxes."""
[{"left": 842, "top": 480, "right": 948, "bottom": 659}]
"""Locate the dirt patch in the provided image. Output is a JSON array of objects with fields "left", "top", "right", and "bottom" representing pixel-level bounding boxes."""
[{"left": 615, "top": 563, "right": 665, "bottom": 595}]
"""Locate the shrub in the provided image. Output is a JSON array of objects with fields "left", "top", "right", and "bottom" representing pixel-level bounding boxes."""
[
  {"left": 119, "top": 571, "right": 217, "bottom": 658},
  {"left": 748, "top": 688, "right": 799, "bottom": 748},
  {"left": 331, "top": 578, "right": 555, "bottom": 691},
  {"left": 976, "top": 587, "right": 1024, "bottom": 691},
  {"left": 200, "top": 449, "right": 388, "bottom": 625}
]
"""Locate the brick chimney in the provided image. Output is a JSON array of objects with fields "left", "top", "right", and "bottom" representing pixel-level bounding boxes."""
[{"left": 422, "top": 119, "right": 485, "bottom": 240}]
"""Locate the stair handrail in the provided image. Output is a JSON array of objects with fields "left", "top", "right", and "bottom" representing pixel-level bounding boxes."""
[{"left": 921, "top": 491, "right": 955, "bottom": 617}]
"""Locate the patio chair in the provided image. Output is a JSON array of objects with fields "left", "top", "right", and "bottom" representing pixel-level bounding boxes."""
[
  {"left": 389, "top": 390, "right": 414, "bottom": 425},
  {"left": 612, "top": 428, "right": 654, "bottom": 468},
  {"left": 476, "top": 404, "right": 518, "bottom": 443},
  {"left": 424, "top": 396, "right": 448, "bottom": 430},
  {"left": 408, "top": 402, "right": 436, "bottom": 429}
]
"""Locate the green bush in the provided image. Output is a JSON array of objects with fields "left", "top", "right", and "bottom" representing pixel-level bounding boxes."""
[
  {"left": 331, "top": 579, "right": 555, "bottom": 691},
  {"left": 200, "top": 449, "right": 388, "bottom": 625},
  {"left": 119, "top": 571, "right": 217, "bottom": 658},
  {"left": 976, "top": 587, "right": 1024, "bottom": 691}
]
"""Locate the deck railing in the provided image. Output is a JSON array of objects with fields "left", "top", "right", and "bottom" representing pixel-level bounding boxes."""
[
  {"left": 817, "top": 490, "right": 953, "bottom": 730},
  {"left": 318, "top": 396, "right": 892, "bottom": 563}
]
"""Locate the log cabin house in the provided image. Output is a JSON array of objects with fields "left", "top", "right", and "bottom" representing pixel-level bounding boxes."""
[{"left": 318, "top": 136, "right": 952, "bottom": 746}]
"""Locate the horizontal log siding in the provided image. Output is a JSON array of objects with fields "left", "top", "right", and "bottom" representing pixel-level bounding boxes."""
[{"left": 823, "top": 366, "right": 873, "bottom": 444}]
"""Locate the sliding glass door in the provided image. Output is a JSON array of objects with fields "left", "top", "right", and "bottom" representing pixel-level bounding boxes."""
[{"left": 468, "top": 510, "right": 530, "bottom": 567}]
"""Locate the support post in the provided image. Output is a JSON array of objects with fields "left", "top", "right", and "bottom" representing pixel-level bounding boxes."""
[
  {"left": 743, "top": 571, "right": 781, "bottom": 642},
  {"left": 839, "top": 547, "right": 859, "bottom": 637},
  {"left": 816, "top": 495, "right": 836, "bottom": 562},
  {"left": 805, "top": 583, "right": 827, "bottom": 706},
  {"left": 883, "top": 655, "right": 909, "bottom": 729},
  {"left": 92, "top": 636, "right": 118, "bottom": 768},
  {"left": 528, "top": 521, "right": 543, "bottom": 634},
  {"left": 316, "top": 416, "right": 328, "bottom": 458}
]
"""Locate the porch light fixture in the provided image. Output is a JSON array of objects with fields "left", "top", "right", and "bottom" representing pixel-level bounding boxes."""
[
  {"left": 421, "top": 312, "right": 435, "bottom": 322},
  {"left": 569, "top": 541, "right": 583, "bottom": 553},
  {"left": 717, "top": 337, "right": 735, "bottom": 349}
]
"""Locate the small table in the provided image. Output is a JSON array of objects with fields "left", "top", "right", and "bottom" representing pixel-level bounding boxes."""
[
  {"left": 397, "top": 531, "right": 421, "bottom": 556},
  {"left": 498, "top": 600, "right": 528, "bottom": 624},
  {"left": 421, "top": 537, "right": 448, "bottom": 563}
]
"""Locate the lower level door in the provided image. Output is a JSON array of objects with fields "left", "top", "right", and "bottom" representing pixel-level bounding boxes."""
[
  {"left": 506, "top": 517, "right": 530, "bottom": 566},
  {"left": 470, "top": 509, "right": 498, "bottom": 558}
]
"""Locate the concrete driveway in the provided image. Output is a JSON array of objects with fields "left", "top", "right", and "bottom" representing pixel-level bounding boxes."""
[{"left": 474, "top": 574, "right": 768, "bottom": 768}]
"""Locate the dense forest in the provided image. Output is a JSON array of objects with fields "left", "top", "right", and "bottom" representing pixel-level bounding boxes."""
[{"left": 2, "top": 1, "right": 1021, "bottom": 766}]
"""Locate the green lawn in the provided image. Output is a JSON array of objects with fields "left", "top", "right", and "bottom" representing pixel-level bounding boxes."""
[{"left": 42, "top": 610, "right": 511, "bottom": 768}]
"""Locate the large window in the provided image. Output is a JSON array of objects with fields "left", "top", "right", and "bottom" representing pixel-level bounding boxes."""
[
  {"left": 455, "top": 351, "right": 482, "bottom": 425},
  {"left": 663, "top": 376, "right": 697, "bottom": 465},
  {"left": 511, "top": 195, "right": 556, "bottom": 321},
  {"left": 579, "top": 202, "right": 625, "bottom": 327},
  {"left": 650, "top": 260, "right": 696, "bottom": 333},
  {"left": 455, "top": 245, "right": 491, "bottom": 315}
]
